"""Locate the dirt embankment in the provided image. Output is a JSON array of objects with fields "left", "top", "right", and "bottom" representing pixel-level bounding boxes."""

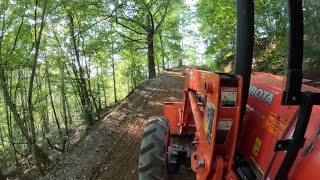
[{"left": 45, "top": 70, "right": 185, "bottom": 180}]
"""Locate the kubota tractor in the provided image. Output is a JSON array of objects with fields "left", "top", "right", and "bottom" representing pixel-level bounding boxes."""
[{"left": 138, "top": 0, "right": 320, "bottom": 180}]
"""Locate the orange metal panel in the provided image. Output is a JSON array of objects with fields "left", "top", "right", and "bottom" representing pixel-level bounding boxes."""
[
  {"left": 164, "top": 102, "right": 182, "bottom": 135},
  {"left": 291, "top": 137, "right": 320, "bottom": 180},
  {"left": 164, "top": 70, "right": 320, "bottom": 180},
  {"left": 178, "top": 69, "right": 242, "bottom": 179},
  {"left": 237, "top": 72, "right": 320, "bottom": 179},
  {"left": 167, "top": 69, "right": 243, "bottom": 179}
]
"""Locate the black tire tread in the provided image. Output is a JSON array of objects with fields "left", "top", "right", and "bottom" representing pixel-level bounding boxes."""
[
  {"left": 140, "top": 142, "right": 155, "bottom": 154},
  {"left": 142, "top": 127, "right": 157, "bottom": 137},
  {"left": 139, "top": 116, "right": 169, "bottom": 180}
]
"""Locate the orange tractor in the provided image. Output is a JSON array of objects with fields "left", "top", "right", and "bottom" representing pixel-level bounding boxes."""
[{"left": 138, "top": 0, "right": 320, "bottom": 179}]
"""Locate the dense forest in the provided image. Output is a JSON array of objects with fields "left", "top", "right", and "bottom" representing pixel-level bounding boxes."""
[
  {"left": 0, "top": 0, "right": 319, "bottom": 178},
  {"left": 0, "top": 0, "right": 187, "bottom": 176},
  {"left": 198, "top": 0, "right": 320, "bottom": 77}
]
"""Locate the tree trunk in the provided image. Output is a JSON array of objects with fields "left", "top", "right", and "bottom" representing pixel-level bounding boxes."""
[
  {"left": 0, "top": 126, "right": 4, "bottom": 147},
  {"left": 67, "top": 11, "right": 93, "bottom": 126},
  {"left": 60, "top": 63, "right": 68, "bottom": 134},
  {"left": 66, "top": 67, "right": 84, "bottom": 119},
  {"left": 21, "top": 80, "right": 28, "bottom": 130},
  {"left": 131, "top": 60, "right": 136, "bottom": 89},
  {"left": 112, "top": 55, "right": 118, "bottom": 103},
  {"left": 109, "top": 28, "right": 117, "bottom": 103},
  {"left": 99, "top": 61, "right": 107, "bottom": 108},
  {"left": 96, "top": 80, "right": 101, "bottom": 111},
  {"left": 156, "top": 56, "right": 160, "bottom": 75},
  {"left": 0, "top": 167, "right": 4, "bottom": 179},
  {"left": 45, "top": 93, "right": 50, "bottom": 131},
  {"left": 27, "top": 0, "right": 50, "bottom": 174},
  {"left": 40, "top": 109, "right": 48, "bottom": 138},
  {"left": 84, "top": 56, "right": 99, "bottom": 117},
  {"left": 6, "top": 108, "right": 19, "bottom": 165},
  {"left": 39, "top": 78, "right": 50, "bottom": 137},
  {"left": 101, "top": 71, "right": 107, "bottom": 108},
  {"left": 159, "top": 31, "right": 166, "bottom": 70},
  {"left": 147, "top": 14, "right": 156, "bottom": 79},
  {"left": 130, "top": 46, "right": 137, "bottom": 89},
  {"left": 0, "top": 62, "right": 50, "bottom": 173},
  {"left": 41, "top": 94, "right": 50, "bottom": 135},
  {"left": 46, "top": 62, "right": 62, "bottom": 136},
  {"left": 147, "top": 34, "right": 156, "bottom": 79},
  {"left": 178, "top": 59, "right": 183, "bottom": 67},
  {"left": 0, "top": 1, "right": 51, "bottom": 173},
  {"left": 65, "top": 96, "right": 73, "bottom": 124}
]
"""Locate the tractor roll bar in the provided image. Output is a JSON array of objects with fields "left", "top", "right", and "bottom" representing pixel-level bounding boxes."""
[
  {"left": 275, "top": 1, "right": 305, "bottom": 179},
  {"left": 234, "top": 0, "right": 254, "bottom": 135},
  {"left": 281, "top": 0, "right": 304, "bottom": 105}
]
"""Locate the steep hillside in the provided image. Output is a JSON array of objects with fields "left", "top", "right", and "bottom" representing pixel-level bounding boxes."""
[{"left": 45, "top": 70, "right": 185, "bottom": 180}]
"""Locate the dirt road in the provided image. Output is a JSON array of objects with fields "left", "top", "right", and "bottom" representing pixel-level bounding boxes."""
[{"left": 46, "top": 70, "right": 186, "bottom": 180}]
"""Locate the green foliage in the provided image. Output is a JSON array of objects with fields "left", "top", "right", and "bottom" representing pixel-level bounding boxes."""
[
  {"left": 197, "top": 0, "right": 236, "bottom": 71},
  {"left": 0, "top": 0, "right": 186, "bottom": 174},
  {"left": 2, "top": 0, "right": 317, "bottom": 175},
  {"left": 197, "top": 0, "right": 320, "bottom": 76}
]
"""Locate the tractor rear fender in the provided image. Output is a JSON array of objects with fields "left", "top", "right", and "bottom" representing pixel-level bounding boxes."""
[{"left": 291, "top": 136, "right": 320, "bottom": 180}]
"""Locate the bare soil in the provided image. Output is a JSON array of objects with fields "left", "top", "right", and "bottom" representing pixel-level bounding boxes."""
[{"left": 45, "top": 70, "right": 192, "bottom": 180}]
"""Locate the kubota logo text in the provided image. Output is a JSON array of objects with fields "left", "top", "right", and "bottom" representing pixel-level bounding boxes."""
[{"left": 249, "top": 86, "right": 274, "bottom": 105}]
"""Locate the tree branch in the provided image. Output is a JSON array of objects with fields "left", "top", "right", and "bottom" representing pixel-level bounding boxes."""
[
  {"left": 154, "top": 0, "right": 170, "bottom": 32},
  {"left": 45, "top": 0, "right": 68, "bottom": 17},
  {"left": 75, "top": 16, "right": 112, "bottom": 37},
  {"left": 118, "top": 16, "right": 147, "bottom": 31},
  {"left": 0, "top": 13, "right": 5, "bottom": 53},
  {"left": 47, "top": 138, "right": 66, "bottom": 152},
  {"left": 115, "top": 17, "right": 147, "bottom": 35},
  {"left": 116, "top": 31, "right": 146, "bottom": 43},
  {"left": 153, "top": 2, "right": 164, "bottom": 17},
  {"left": 148, "top": 10, "right": 154, "bottom": 31},
  {"left": 10, "top": 15, "right": 25, "bottom": 54}
]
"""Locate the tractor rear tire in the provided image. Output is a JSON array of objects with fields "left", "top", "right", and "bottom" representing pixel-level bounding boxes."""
[{"left": 139, "top": 116, "right": 170, "bottom": 180}]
